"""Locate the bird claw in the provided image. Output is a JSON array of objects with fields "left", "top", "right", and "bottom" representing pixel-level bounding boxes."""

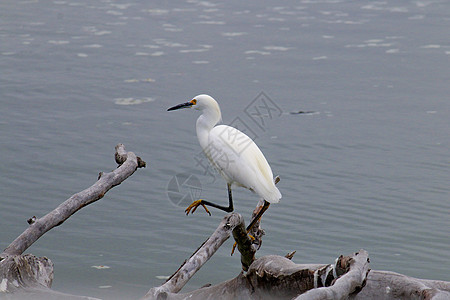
[
  {"left": 230, "top": 234, "right": 255, "bottom": 256},
  {"left": 231, "top": 242, "right": 237, "bottom": 256},
  {"left": 185, "top": 200, "right": 211, "bottom": 216}
]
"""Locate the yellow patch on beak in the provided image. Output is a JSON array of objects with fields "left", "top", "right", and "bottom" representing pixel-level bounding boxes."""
[{"left": 190, "top": 99, "right": 197, "bottom": 105}]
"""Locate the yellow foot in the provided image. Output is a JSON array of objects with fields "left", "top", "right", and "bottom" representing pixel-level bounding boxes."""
[
  {"left": 231, "top": 234, "right": 255, "bottom": 256},
  {"left": 185, "top": 199, "right": 211, "bottom": 216},
  {"left": 231, "top": 242, "right": 237, "bottom": 256}
]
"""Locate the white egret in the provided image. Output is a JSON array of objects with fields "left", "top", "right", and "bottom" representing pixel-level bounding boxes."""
[{"left": 168, "top": 94, "right": 281, "bottom": 229}]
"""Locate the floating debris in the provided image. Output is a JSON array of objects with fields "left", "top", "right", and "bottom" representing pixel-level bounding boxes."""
[
  {"left": 114, "top": 97, "right": 154, "bottom": 105},
  {"left": 222, "top": 32, "right": 248, "bottom": 37},
  {"left": 48, "top": 40, "right": 70, "bottom": 45},
  {"left": 421, "top": 44, "right": 441, "bottom": 49},
  {"left": 123, "top": 77, "right": 157, "bottom": 83},
  {"left": 91, "top": 265, "right": 110, "bottom": 269},
  {"left": 290, "top": 110, "right": 318, "bottom": 115},
  {"left": 263, "top": 46, "right": 292, "bottom": 51},
  {"left": 83, "top": 44, "right": 103, "bottom": 48}
]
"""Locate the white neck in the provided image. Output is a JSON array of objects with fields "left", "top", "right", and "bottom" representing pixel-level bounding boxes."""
[{"left": 196, "top": 107, "right": 221, "bottom": 149}]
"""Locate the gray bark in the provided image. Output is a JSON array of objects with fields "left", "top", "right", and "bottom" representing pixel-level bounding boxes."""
[
  {"left": 2, "top": 145, "right": 449, "bottom": 299},
  {"left": 145, "top": 248, "right": 449, "bottom": 300},
  {"left": 350, "top": 271, "right": 450, "bottom": 300},
  {"left": 295, "top": 250, "right": 370, "bottom": 299},
  {"left": 144, "top": 212, "right": 254, "bottom": 298},
  {"left": 0, "top": 254, "right": 99, "bottom": 299},
  {"left": 1, "top": 143, "right": 144, "bottom": 258},
  {"left": 0, "top": 144, "right": 145, "bottom": 298}
]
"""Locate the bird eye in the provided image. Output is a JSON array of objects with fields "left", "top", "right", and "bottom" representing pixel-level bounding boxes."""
[{"left": 191, "top": 99, "right": 197, "bottom": 105}]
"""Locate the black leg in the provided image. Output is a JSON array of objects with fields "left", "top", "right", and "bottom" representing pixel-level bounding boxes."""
[
  {"left": 185, "top": 183, "right": 234, "bottom": 215},
  {"left": 231, "top": 199, "right": 271, "bottom": 256},
  {"left": 246, "top": 200, "right": 270, "bottom": 232},
  {"left": 227, "top": 183, "right": 234, "bottom": 211},
  {"left": 196, "top": 183, "right": 234, "bottom": 212},
  {"left": 246, "top": 176, "right": 279, "bottom": 231}
]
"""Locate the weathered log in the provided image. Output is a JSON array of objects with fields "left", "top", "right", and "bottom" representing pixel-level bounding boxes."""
[
  {"left": 145, "top": 184, "right": 275, "bottom": 299},
  {"left": 144, "top": 212, "right": 252, "bottom": 298},
  {"left": 0, "top": 254, "right": 53, "bottom": 293},
  {"left": 232, "top": 213, "right": 257, "bottom": 271},
  {"left": 142, "top": 249, "right": 450, "bottom": 300},
  {"left": 296, "top": 250, "right": 370, "bottom": 299},
  {"left": 232, "top": 175, "right": 281, "bottom": 270},
  {"left": 350, "top": 270, "right": 450, "bottom": 300},
  {"left": 0, "top": 254, "right": 99, "bottom": 299},
  {"left": 1, "top": 144, "right": 145, "bottom": 258},
  {"left": 246, "top": 175, "right": 280, "bottom": 254},
  {"left": 2, "top": 145, "right": 449, "bottom": 299},
  {"left": 115, "top": 143, "right": 146, "bottom": 168},
  {"left": 143, "top": 254, "right": 330, "bottom": 299},
  {"left": 0, "top": 144, "right": 145, "bottom": 298}
]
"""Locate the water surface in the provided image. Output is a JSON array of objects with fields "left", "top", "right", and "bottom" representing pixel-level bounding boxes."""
[{"left": 1, "top": 1, "right": 449, "bottom": 298}]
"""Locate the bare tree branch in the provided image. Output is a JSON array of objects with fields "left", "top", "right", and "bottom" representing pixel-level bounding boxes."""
[
  {"left": 143, "top": 254, "right": 329, "bottom": 299},
  {"left": 233, "top": 175, "right": 281, "bottom": 271},
  {"left": 142, "top": 249, "right": 450, "bottom": 300},
  {"left": 295, "top": 250, "right": 370, "bottom": 299},
  {"left": 232, "top": 214, "right": 256, "bottom": 271},
  {"left": 350, "top": 270, "right": 450, "bottom": 300},
  {"left": 144, "top": 212, "right": 246, "bottom": 298},
  {"left": 2, "top": 145, "right": 449, "bottom": 299},
  {"left": 0, "top": 254, "right": 100, "bottom": 299},
  {"left": 1, "top": 144, "right": 145, "bottom": 258},
  {"left": 0, "top": 144, "right": 144, "bottom": 298},
  {"left": 115, "top": 143, "right": 146, "bottom": 168}
]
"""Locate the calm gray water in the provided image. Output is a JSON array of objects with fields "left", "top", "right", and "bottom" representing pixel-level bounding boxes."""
[{"left": 1, "top": 0, "right": 449, "bottom": 299}]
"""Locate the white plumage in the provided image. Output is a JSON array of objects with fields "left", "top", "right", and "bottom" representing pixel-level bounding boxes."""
[{"left": 168, "top": 94, "right": 281, "bottom": 215}]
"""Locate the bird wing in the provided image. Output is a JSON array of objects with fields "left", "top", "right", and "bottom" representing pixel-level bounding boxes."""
[{"left": 206, "top": 125, "right": 281, "bottom": 203}]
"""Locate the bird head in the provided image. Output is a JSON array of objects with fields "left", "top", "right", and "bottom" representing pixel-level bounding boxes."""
[{"left": 167, "top": 94, "right": 220, "bottom": 114}]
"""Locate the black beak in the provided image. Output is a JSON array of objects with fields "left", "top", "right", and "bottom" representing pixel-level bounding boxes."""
[{"left": 167, "top": 102, "right": 193, "bottom": 111}]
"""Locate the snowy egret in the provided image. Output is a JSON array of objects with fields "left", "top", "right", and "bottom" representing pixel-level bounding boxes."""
[{"left": 168, "top": 94, "right": 281, "bottom": 226}]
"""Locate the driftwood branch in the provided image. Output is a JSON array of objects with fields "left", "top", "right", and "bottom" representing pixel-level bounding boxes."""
[
  {"left": 115, "top": 143, "right": 146, "bottom": 168},
  {"left": 1, "top": 143, "right": 145, "bottom": 258},
  {"left": 232, "top": 175, "right": 281, "bottom": 271},
  {"left": 351, "top": 270, "right": 450, "bottom": 300},
  {"left": 144, "top": 252, "right": 339, "bottom": 299},
  {"left": 144, "top": 248, "right": 449, "bottom": 300},
  {"left": 144, "top": 212, "right": 248, "bottom": 298},
  {"left": 232, "top": 213, "right": 256, "bottom": 271},
  {"left": 142, "top": 169, "right": 449, "bottom": 299},
  {"left": 296, "top": 250, "right": 370, "bottom": 299},
  {"left": 2, "top": 145, "right": 449, "bottom": 299},
  {"left": 0, "top": 144, "right": 145, "bottom": 297},
  {"left": 145, "top": 180, "right": 277, "bottom": 300},
  {"left": 0, "top": 254, "right": 98, "bottom": 299}
]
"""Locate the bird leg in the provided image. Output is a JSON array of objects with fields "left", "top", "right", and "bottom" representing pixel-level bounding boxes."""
[
  {"left": 231, "top": 201, "right": 270, "bottom": 256},
  {"left": 185, "top": 183, "right": 234, "bottom": 216},
  {"left": 231, "top": 176, "right": 280, "bottom": 256},
  {"left": 246, "top": 200, "right": 270, "bottom": 232},
  {"left": 245, "top": 176, "right": 279, "bottom": 230},
  {"left": 185, "top": 200, "right": 211, "bottom": 216}
]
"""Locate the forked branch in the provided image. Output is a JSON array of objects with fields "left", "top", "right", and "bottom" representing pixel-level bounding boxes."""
[
  {"left": 1, "top": 143, "right": 145, "bottom": 258},
  {"left": 145, "top": 212, "right": 251, "bottom": 298}
]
